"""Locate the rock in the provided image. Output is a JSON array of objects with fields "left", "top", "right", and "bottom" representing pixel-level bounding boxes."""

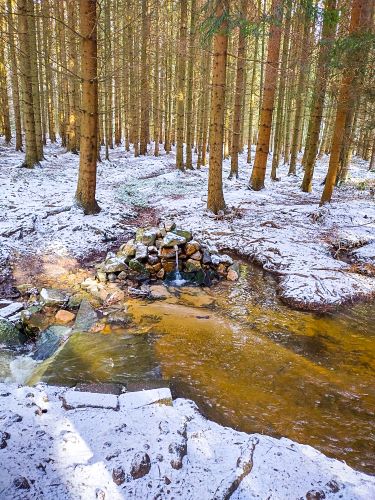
[
  {"left": 207, "top": 244, "right": 219, "bottom": 255},
  {"left": 148, "top": 245, "right": 158, "bottom": 254},
  {"left": 130, "top": 452, "right": 151, "bottom": 479},
  {"left": 220, "top": 254, "right": 233, "bottom": 266},
  {"left": 112, "top": 467, "right": 126, "bottom": 486},
  {"left": 149, "top": 285, "right": 172, "bottom": 300},
  {"left": 128, "top": 287, "right": 149, "bottom": 298},
  {"left": 169, "top": 440, "right": 187, "bottom": 470},
  {"left": 0, "top": 430, "right": 10, "bottom": 449},
  {"left": 33, "top": 325, "right": 71, "bottom": 361},
  {"left": 185, "top": 259, "right": 202, "bottom": 272},
  {"left": 162, "top": 232, "right": 186, "bottom": 248},
  {"left": 13, "top": 476, "right": 30, "bottom": 490},
  {"left": 190, "top": 251, "right": 202, "bottom": 261},
  {"left": 229, "top": 261, "right": 240, "bottom": 274},
  {"left": 74, "top": 299, "right": 98, "bottom": 331},
  {"left": 20, "top": 305, "right": 48, "bottom": 336},
  {"left": 117, "top": 271, "right": 128, "bottom": 281},
  {"left": 128, "top": 259, "right": 150, "bottom": 276},
  {"left": 155, "top": 238, "right": 163, "bottom": 249},
  {"left": 0, "top": 318, "right": 26, "bottom": 347},
  {"left": 202, "top": 250, "right": 212, "bottom": 264},
  {"left": 217, "top": 263, "right": 227, "bottom": 275},
  {"left": 68, "top": 293, "right": 86, "bottom": 309},
  {"left": 81, "top": 278, "right": 99, "bottom": 291},
  {"left": 172, "top": 229, "right": 192, "bottom": 242},
  {"left": 136, "top": 228, "right": 158, "bottom": 246},
  {"left": 103, "top": 288, "right": 125, "bottom": 306},
  {"left": 164, "top": 220, "right": 176, "bottom": 232},
  {"left": 97, "top": 271, "right": 107, "bottom": 283},
  {"left": 107, "top": 310, "right": 132, "bottom": 327},
  {"left": 55, "top": 310, "right": 75, "bottom": 324},
  {"left": 40, "top": 288, "right": 70, "bottom": 307},
  {"left": 107, "top": 273, "right": 117, "bottom": 283},
  {"left": 152, "top": 262, "right": 162, "bottom": 273},
  {"left": 118, "top": 239, "right": 136, "bottom": 259},
  {"left": 227, "top": 269, "right": 239, "bottom": 281},
  {"left": 102, "top": 257, "right": 127, "bottom": 273},
  {"left": 148, "top": 254, "right": 160, "bottom": 265},
  {"left": 161, "top": 260, "right": 178, "bottom": 273},
  {"left": 157, "top": 268, "right": 165, "bottom": 279},
  {"left": 185, "top": 240, "right": 200, "bottom": 256},
  {"left": 0, "top": 302, "right": 23, "bottom": 319},
  {"left": 159, "top": 246, "right": 179, "bottom": 259},
  {"left": 210, "top": 255, "right": 220, "bottom": 266},
  {"left": 135, "top": 243, "right": 148, "bottom": 261}
]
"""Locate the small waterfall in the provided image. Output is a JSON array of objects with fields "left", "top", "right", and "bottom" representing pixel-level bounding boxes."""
[{"left": 173, "top": 245, "right": 186, "bottom": 286}]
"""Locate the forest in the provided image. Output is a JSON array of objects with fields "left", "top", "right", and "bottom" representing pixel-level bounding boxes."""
[{"left": 0, "top": 0, "right": 374, "bottom": 499}]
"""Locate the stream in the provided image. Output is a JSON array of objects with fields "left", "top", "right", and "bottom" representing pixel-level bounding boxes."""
[{"left": 0, "top": 261, "right": 374, "bottom": 474}]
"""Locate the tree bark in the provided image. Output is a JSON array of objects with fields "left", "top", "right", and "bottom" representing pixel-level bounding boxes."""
[
  {"left": 207, "top": 0, "right": 229, "bottom": 213},
  {"left": 76, "top": 0, "right": 100, "bottom": 214},
  {"left": 249, "top": 0, "right": 282, "bottom": 190}
]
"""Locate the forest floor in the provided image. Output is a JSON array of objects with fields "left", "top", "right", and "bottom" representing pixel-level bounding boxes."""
[{"left": 1, "top": 140, "right": 374, "bottom": 310}]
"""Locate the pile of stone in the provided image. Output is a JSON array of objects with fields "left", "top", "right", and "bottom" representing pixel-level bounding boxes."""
[{"left": 96, "top": 221, "right": 239, "bottom": 285}]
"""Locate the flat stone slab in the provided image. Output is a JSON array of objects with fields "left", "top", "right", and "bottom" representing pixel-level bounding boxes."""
[
  {"left": 119, "top": 388, "right": 172, "bottom": 411},
  {"left": 62, "top": 390, "right": 119, "bottom": 410},
  {"left": 0, "top": 302, "right": 23, "bottom": 318}
]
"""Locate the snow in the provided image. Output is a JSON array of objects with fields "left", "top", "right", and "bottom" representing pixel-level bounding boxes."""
[
  {"left": 1, "top": 140, "right": 374, "bottom": 310},
  {"left": 0, "top": 383, "right": 374, "bottom": 499}
]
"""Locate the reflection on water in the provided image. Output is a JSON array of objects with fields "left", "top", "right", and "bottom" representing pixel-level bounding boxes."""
[{"left": 1, "top": 262, "right": 374, "bottom": 473}]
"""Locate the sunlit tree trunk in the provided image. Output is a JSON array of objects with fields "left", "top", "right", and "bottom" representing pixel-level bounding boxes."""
[
  {"left": 207, "top": 0, "right": 229, "bottom": 213},
  {"left": 76, "top": 0, "right": 100, "bottom": 214},
  {"left": 18, "top": 0, "right": 38, "bottom": 167},
  {"left": 249, "top": 0, "right": 282, "bottom": 190}
]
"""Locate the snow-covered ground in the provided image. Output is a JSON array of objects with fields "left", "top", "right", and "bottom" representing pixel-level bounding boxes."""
[
  {"left": 1, "top": 140, "right": 374, "bottom": 310},
  {"left": 1, "top": 383, "right": 374, "bottom": 499}
]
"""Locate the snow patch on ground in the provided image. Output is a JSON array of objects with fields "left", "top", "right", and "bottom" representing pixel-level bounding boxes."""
[{"left": 0, "top": 383, "right": 374, "bottom": 499}]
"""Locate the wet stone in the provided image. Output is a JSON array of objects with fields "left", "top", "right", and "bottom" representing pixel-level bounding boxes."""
[
  {"left": 73, "top": 299, "right": 98, "bottom": 332},
  {"left": 162, "top": 232, "right": 186, "bottom": 248},
  {"left": 33, "top": 325, "right": 71, "bottom": 361},
  {"left": 40, "top": 288, "right": 70, "bottom": 307},
  {"left": 135, "top": 244, "right": 148, "bottom": 261}
]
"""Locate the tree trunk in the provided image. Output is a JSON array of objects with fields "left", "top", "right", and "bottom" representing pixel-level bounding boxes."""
[
  {"left": 176, "top": 0, "right": 188, "bottom": 169},
  {"left": 249, "top": 0, "right": 282, "bottom": 190},
  {"left": 229, "top": 0, "right": 248, "bottom": 179},
  {"left": 207, "top": 0, "right": 229, "bottom": 213},
  {"left": 76, "top": 0, "right": 100, "bottom": 214},
  {"left": 18, "top": 0, "right": 38, "bottom": 167},
  {"left": 7, "top": 0, "right": 23, "bottom": 150},
  {"left": 140, "top": 0, "right": 150, "bottom": 155},
  {"left": 320, "top": 0, "right": 370, "bottom": 205},
  {"left": 301, "top": 0, "right": 338, "bottom": 192},
  {"left": 185, "top": 0, "right": 197, "bottom": 169}
]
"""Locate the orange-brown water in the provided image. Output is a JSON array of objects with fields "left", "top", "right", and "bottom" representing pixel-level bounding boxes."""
[{"left": 6, "top": 262, "right": 374, "bottom": 473}]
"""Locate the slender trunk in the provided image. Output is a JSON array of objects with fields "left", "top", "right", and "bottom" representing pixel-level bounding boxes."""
[
  {"left": 7, "top": 0, "right": 22, "bottom": 150},
  {"left": 18, "top": 0, "right": 38, "bottom": 167},
  {"left": 207, "top": 0, "right": 229, "bottom": 213},
  {"left": 249, "top": 0, "right": 282, "bottom": 190},
  {"left": 76, "top": 0, "right": 100, "bottom": 214},
  {"left": 140, "top": 0, "right": 150, "bottom": 155},
  {"left": 185, "top": 0, "right": 197, "bottom": 169},
  {"left": 176, "top": 0, "right": 188, "bottom": 169},
  {"left": 229, "top": 0, "right": 248, "bottom": 179}
]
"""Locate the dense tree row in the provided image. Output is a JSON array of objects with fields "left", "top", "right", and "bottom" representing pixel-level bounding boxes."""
[{"left": 0, "top": 0, "right": 374, "bottom": 213}]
